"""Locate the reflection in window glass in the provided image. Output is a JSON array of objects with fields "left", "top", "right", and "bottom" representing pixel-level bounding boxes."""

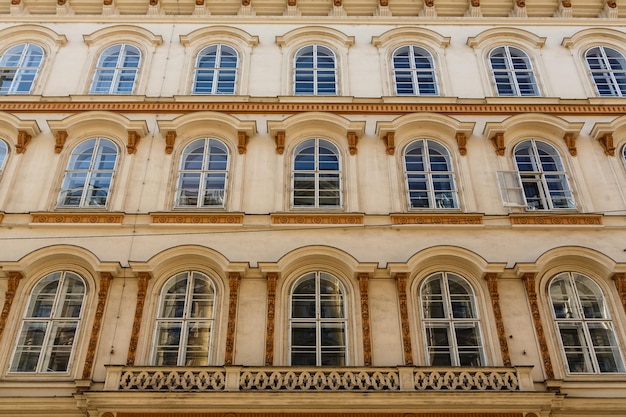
[
  {"left": 392, "top": 45, "right": 438, "bottom": 96},
  {"left": 404, "top": 139, "right": 458, "bottom": 209},
  {"left": 58, "top": 138, "right": 118, "bottom": 208},
  {"left": 0, "top": 43, "right": 44, "bottom": 95},
  {"left": 294, "top": 45, "right": 337, "bottom": 95},
  {"left": 585, "top": 46, "right": 626, "bottom": 97},
  {"left": 153, "top": 271, "right": 216, "bottom": 366},
  {"left": 193, "top": 44, "right": 238, "bottom": 94},
  {"left": 489, "top": 46, "right": 539, "bottom": 96},
  {"left": 11, "top": 271, "right": 85, "bottom": 373},
  {"left": 292, "top": 138, "right": 341, "bottom": 208},
  {"left": 514, "top": 140, "right": 575, "bottom": 210},
  {"left": 290, "top": 271, "right": 347, "bottom": 366},
  {"left": 420, "top": 272, "right": 484, "bottom": 366},
  {"left": 175, "top": 138, "right": 229, "bottom": 208},
  {"left": 0, "top": 140, "right": 7, "bottom": 174},
  {"left": 90, "top": 44, "right": 141, "bottom": 94},
  {"left": 549, "top": 272, "right": 624, "bottom": 374}
]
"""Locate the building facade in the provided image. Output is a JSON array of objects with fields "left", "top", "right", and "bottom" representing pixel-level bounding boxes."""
[{"left": 1, "top": 0, "right": 626, "bottom": 416}]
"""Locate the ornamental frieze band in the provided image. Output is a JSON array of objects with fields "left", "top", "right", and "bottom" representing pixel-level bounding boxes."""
[
  {"left": 391, "top": 214, "right": 483, "bottom": 225},
  {"left": 151, "top": 213, "right": 244, "bottom": 224},
  {"left": 509, "top": 214, "right": 602, "bottom": 225},
  {"left": 30, "top": 212, "right": 125, "bottom": 224},
  {"left": 271, "top": 213, "right": 364, "bottom": 225}
]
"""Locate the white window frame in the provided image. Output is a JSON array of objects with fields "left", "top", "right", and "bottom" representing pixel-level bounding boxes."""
[
  {"left": 513, "top": 139, "right": 576, "bottom": 210},
  {"left": 192, "top": 44, "right": 239, "bottom": 95},
  {"left": 0, "top": 139, "right": 8, "bottom": 176},
  {"left": 0, "top": 43, "right": 44, "bottom": 95},
  {"left": 392, "top": 45, "right": 439, "bottom": 96},
  {"left": 488, "top": 45, "right": 540, "bottom": 97},
  {"left": 495, "top": 170, "right": 527, "bottom": 207},
  {"left": 89, "top": 44, "right": 141, "bottom": 94},
  {"left": 419, "top": 272, "right": 485, "bottom": 367},
  {"left": 9, "top": 271, "right": 86, "bottom": 374},
  {"left": 151, "top": 271, "right": 216, "bottom": 367},
  {"left": 549, "top": 272, "right": 625, "bottom": 374},
  {"left": 403, "top": 139, "right": 458, "bottom": 210},
  {"left": 292, "top": 138, "right": 342, "bottom": 209},
  {"left": 174, "top": 138, "right": 229, "bottom": 209},
  {"left": 288, "top": 271, "right": 348, "bottom": 366},
  {"left": 585, "top": 46, "right": 626, "bottom": 97},
  {"left": 57, "top": 137, "right": 119, "bottom": 209},
  {"left": 293, "top": 45, "right": 338, "bottom": 96}
]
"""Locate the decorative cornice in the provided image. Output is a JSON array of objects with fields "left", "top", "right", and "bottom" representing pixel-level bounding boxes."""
[
  {"left": 118, "top": 413, "right": 525, "bottom": 417},
  {"left": 510, "top": 214, "right": 602, "bottom": 226},
  {"left": 358, "top": 273, "right": 372, "bottom": 366},
  {"left": 151, "top": 213, "right": 244, "bottom": 225},
  {"left": 264, "top": 272, "right": 279, "bottom": 366},
  {"left": 391, "top": 214, "right": 483, "bottom": 225},
  {"left": 82, "top": 272, "right": 113, "bottom": 380},
  {"left": 395, "top": 273, "right": 413, "bottom": 366},
  {"left": 0, "top": 271, "right": 23, "bottom": 343},
  {"left": 31, "top": 212, "right": 124, "bottom": 224},
  {"left": 484, "top": 273, "right": 511, "bottom": 366},
  {"left": 4, "top": 101, "right": 626, "bottom": 115},
  {"left": 522, "top": 272, "right": 554, "bottom": 379},
  {"left": 271, "top": 213, "right": 363, "bottom": 225},
  {"left": 127, "top": 272, "right": 152, "bottom": 366},
  {"left": 224, "top": 272, "right": 241, "bottom": 366}
]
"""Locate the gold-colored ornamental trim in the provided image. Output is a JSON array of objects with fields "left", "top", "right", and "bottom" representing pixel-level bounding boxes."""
[
  {"left": 510, "top": 214, "right": 602, "bottom": 225},
  {"left": 3, "top": 100, "right": 626, "bottom": 115},
  {"left": 151, "top": 213, "right": 244, "bottom": 224},
  {"left": 391, "top": 214, "right": 483, "bottom": 225},
  {"left": 31, "top": 212, "right": 124, "bottom": 224},
  {"left": 118, "top": 413, "right": 524, "bottom": 417},
  {"left": 271, "top": 213, "right": 364, "bottom": 225},
  {"left": 82, "top": 272, "right": 113, "bottom": 380}
]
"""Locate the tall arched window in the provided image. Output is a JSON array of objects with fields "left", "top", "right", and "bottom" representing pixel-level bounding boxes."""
[
  {"left": 153, "top": 271, "right": 216, "bottom": 366},
  {"left": 488, "top": 46, "right": 539, "bottom": 96},
  {"left": 58, "top": 138, "right": 119, "bottom": 208},
  {"left": 193, "top": 44, "right": 238, "bottom": 94},
  {"left": 420, "top": 272, "right": 485, "bottom": 366},
  {"left": 292, "top": 138, "right": 341, "bottom": 208},
  {"left": 0, "top": 139, "right": 7, "bottom": 174},
  {"left": 549, "top": 272, "right": 624, "bottom": 374},
  {"left": 175, "top": 138, "right": 229, "bottom": 208},
  {"left": 585, "top": 46, "right": 626, "bottom": 97},
  {"left": 514, "top": 140, "right": 575, "bottom": 210},
  {"left": 0, "top": 43, "right": 44, "bottom": 95},
  {"left": 10, "top": 271, "right": 86, "bottom": 373},
  {"left": 404, "top": 139, "right": 458, "bottom": 209},
  {"left": 392, "top": 45, "right": 438, "bottom": 96},
  {"left": 289, "top": 271, "right": 347, "bottom": 366},
  {"left": 89, "top": 44, "right": 141, "bottom": 94},
  {"left": 294, "top": 45, "right": 337, "bottom": 95}
]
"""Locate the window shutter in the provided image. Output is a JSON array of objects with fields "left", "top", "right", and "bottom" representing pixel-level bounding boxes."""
[{"left": 496, "top": 170, "right": 527, "bottom": 207}]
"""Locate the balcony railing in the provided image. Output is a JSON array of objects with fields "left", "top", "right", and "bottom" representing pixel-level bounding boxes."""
[{"left": 103, "top": 365, "right": 534, "bottom": 392}]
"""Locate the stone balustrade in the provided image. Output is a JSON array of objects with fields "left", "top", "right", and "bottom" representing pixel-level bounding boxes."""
[{"left": 104, "top": 365, "right": 534, "bottom": 392}]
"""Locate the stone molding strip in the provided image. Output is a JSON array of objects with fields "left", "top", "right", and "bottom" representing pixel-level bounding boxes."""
[
  {"left": 151, "top": 213, "right": 244, "bottom": 224},
  {"left": 391, "top": 214, "right": 483, "bottom": 225},
  {"left": 3, "top": 101, "right": 626, "bottom": 115},
  {"left": 118, "top": 413, "right": 523, "bottom": 417},
  {"left": 31, "top": 212, "right": 124, "bottom": 224},
  {"left": 271, "top": 213, "right": 363, "bottom": 225},
  {"left": 510, "top": 214, "right": 602, "bottom": 225},
  {"left": 81, "top": 272, "right": 113, "bottom": 380}
]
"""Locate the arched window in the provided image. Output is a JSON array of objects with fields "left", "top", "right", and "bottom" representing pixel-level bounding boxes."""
[
  {"left": 488, "top": 46, "right": 539, "bottom": 96},
  {"left": 404, "top": 139, "right": 458, "bottom": 209},
  {"left": 0, "top": 43, "right": 44, "bottom": 95},
  {"left": 392, "top": 45, "right": 438, "bottom": 96},
  {"left": 585, "top": 46, "right": 626, "bottom": 97},
  {"left": 0, "top": 139, "right": 7, "bottom": 174},
  {"left": 58, "top": 138, "right": 119, "bottom": 208},
  {"left": 175, "top": 138, "right": 229, "bottom": 208},
  {"left": 514, "top": 140, "right": 575, "bottom": 210},
  {"left": 89, "top": 44, "right": 141, "bottom": 94},
  {"left": 10, "top": 271, "right": 86, "bottom": 373},
  {"left": 152, "top": 271, "right": 216, "bottom": 366},
  {"left": 289, "top": 271, "right": 347, "bottom": 366},
  {"left": 420, "top": 272, "right": 484, "bottom": 366},
  {"left": 294, "top": 45, "right": 337, "bottom": 95},
  {"left": 549, "top": 272, "right": 625, "bottom": 373},
  {"left": 193, "top": 45, "right": 238, "bottom": 94},
  {"left": 292, "top": 138, "right": 341, "bottom": 208}
]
